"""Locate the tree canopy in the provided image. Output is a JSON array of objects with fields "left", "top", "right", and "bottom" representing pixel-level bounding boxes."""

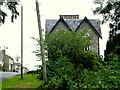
[
  {"left": 93, "top": 0, "right": 120, "bottom": 60},
  {"left": 0, "top": 0, "right": 19, "bottom": 24},
  {"left": 34, "top": 30, "right": 120, "bottom": 88},
  {"left": 93, "top": 0, "right": 120, "bottom": 36},
  {"left": 45, "top": 29, "right": 99, "bottom": 69}
]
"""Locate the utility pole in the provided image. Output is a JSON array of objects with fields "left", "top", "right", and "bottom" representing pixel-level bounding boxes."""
[
  {"left": 35, "top": 0, "right": 47, "bottom": 80},
  {"left": 21, "top": 5, "right": 23, "bottom": 79}
]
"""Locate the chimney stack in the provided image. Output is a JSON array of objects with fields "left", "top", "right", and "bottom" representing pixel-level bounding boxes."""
[{"left": 59, "top": 15, "right": 79, "bottom": 19}]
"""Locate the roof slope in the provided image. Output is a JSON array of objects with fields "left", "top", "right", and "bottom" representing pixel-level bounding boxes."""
[{"left": 46, "top": 17, "right": 102, "bottom": 38}]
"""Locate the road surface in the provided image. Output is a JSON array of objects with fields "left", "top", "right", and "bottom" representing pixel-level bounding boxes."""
[{"left": 0, "top": 72, "right": 20, "bottom": 82}]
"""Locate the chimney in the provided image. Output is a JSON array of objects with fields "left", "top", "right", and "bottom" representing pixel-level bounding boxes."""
[{"left": 59, "top": 15, "right": 79, "bottom": 19}]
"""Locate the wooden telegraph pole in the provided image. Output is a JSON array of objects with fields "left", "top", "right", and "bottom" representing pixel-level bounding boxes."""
[{"left": 35, "top": 0, "right": 47, "bottom": 80}]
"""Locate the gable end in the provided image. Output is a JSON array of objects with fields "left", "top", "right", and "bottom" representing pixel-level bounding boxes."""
[
  {"left": 50, "top": 17, "right": 72, "bottom": 33},
  {"left": 75, "top": 17, "right": 102, "bottom": 39}
]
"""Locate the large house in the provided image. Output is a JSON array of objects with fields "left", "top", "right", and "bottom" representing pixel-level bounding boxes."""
[{"left": 45, "top": 15, "right": 102, "bottom": 54}]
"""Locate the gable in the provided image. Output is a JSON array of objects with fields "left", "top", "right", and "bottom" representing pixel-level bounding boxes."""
[
  {"left": 49, "top": 17, "right": 72, "bottom": 33},
  {"left": 51, "top": 21, "right": 70, "bottom": 32},
  {"left": 75, "top": 17, "right": 102, "bottom": 39},
  {"left": 76, "top": 20, "right": 98, "bottom": 37}
]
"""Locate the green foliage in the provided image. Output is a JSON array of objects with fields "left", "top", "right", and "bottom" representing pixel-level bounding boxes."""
[
  {"left": 2, "top": 74, "right": 43, "bottom": 88},
  {"left": 45, "top": 29, "right": 96, "bottom": 68},
  {"left": 105, "top": 33, "right": 120, "bottom": 60},
  {"left": 38, "top": 57, "right": 120, "bottom": 88},
  {"left": 94, "top": 0, "right": 120, "bottom": 61},
  {"left": 93, "top": 0, "right": 120, "bottom": 32},
  {"left": 105, "top": 53, "right": 119, "bottom": 61},
  {"left": 35, "top": 29, "right": 107, "bottom": 88},
  {"left": 34, "top": 29, "right": 120, "bottom": 88},
  {"left": 0, "top": 0, "right": 19, "bottom": 24}
]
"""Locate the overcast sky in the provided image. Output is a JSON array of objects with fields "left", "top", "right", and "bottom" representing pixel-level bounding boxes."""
[{"left": 0, "top": 0, "right": 109, "bottom": 70}]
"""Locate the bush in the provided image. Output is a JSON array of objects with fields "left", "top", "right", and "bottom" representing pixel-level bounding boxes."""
[{"left": 105, "top": 53, "right": 119, "bottom": 62}]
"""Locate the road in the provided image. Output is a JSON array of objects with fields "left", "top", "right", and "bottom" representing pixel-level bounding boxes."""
[{"left": 0, "top": 72, "right": 20, "bottom": 82}]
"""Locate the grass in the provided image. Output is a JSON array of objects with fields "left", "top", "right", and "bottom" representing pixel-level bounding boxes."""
[
  {"left": 0, "top": 82, "right": 2, "bottom": 89},
  {"left": 1, "top": 73, "right": 43, "bottom": 89}
]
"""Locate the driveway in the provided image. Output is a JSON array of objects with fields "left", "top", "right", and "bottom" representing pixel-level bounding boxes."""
[{"left": 0, "top": 72, "right": 20, "bottom": 82}]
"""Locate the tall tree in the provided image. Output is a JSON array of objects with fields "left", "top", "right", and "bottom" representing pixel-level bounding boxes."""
[
  {"left": 35, "top": 0, "right": 47, "bottom": 80},
  {"left": 0, "top": 0, "right": 19, "bottom": 24},
  {"left": 93, "top": 0, "right": 120, "bottom": 60},
  {"left": 93, "top": 0, "right": 120, "bottom": 37}
]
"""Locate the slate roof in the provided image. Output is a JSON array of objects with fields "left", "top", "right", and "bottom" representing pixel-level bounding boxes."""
[{"left": 46, "top": 17, "right": 102, "bottom": 38}]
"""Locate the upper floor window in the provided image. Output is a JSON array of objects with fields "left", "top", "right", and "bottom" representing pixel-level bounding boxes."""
[
  {"left": 85, "top": 33, "right": 89, "bottom": 37},
  {"left": 84, "top": 46, "right": 90, "bottom": 51}
]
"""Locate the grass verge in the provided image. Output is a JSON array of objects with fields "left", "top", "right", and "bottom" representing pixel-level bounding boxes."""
[{"left": 1, "top": 73, "right": 43, "bottom": 89}]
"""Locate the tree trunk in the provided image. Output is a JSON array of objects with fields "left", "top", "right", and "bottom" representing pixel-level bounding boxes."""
[{"left": 35, "top": 0, "right": 47, "bottom": 80}]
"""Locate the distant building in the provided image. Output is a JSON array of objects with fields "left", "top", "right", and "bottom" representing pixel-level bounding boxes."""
[
  {"left": 14, "top": 62, "right": 21, "bottom": 73},
  {"left": 0, "top": 50, "right": 15, "bottom": 71},
  {"left": 0, "top": 50, "right": 4, "bottom": 67},
  {"left": 46, "top": 15, "right": 102, "bottom": 54}
]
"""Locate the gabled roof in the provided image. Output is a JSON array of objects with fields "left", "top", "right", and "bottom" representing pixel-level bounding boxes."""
[
  {"left": 50, "top": 17, "right": 72, "bottom": 33},
  {"left": 46, "top": 17, "right": 102, "bottom": 38},
  {"left": 75, "top": 17, "right": 102, "bottom": 38}
]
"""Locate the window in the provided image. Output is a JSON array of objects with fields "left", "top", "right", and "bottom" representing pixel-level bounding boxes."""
[
  {"left": 85, "top": 33, "right": 89, "bottom": 37},
  {"left": 84, "top": 46, "right": 90, "bottom": 51}
]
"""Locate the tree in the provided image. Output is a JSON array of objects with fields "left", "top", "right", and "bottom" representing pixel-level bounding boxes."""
[
  {"left": 45, "top": 29, "right": 99, "bottom": 69},
  {"left": 36, "top": 30, "right": 113, "bottom": 89},
  {"left": 35, "top": 0, "right": 47, "bottom": 80},
  {"left": 105, "top": 33, "right": 120, "bottom": 60},
  {"left": 93, "top": 0, "right": 120, "bottom": 36},
  {"left": 93, "top": 0, "right": 120, "bottom": 60},
  {"left": 0, "top": 0, "right": 19, "bottom": 24}
]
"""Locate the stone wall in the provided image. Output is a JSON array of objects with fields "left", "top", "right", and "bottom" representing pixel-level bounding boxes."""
[
  {"left": 75, "top": 21, "right": 99, "bottom": 54},
  {"left": 52, "top": 21, "right": 69, "bottom": 32}
]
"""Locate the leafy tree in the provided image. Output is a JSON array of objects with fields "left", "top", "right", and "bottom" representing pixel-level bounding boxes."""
[
  {"left": 45, "top": 29, "right": 99, "bottom": 69},
  {"left": 105, "top": 33, "right": 120, "bottom": 60},
  {"left": 0, "top": 0, "right": 19, "bottom": 24},
  {"left": 93, "top": 0, "right": 120, "bottom": 59},
  {"left": 93, "top": 0, "right": 120, "bottom": 36},
  {"left": 34, "top": 29, "right": 120, "bottom": 88},
  {"left": 36, "top": 51, "right": 120, "bottom": 88}
]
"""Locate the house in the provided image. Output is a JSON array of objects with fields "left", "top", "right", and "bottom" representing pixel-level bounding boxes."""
[
  {"left": 0, "top": 50, "right": 4, "bottom": 68},
  {"left": 45, "top": 15, "right": 102, "bottom": 54},
  {"left": 0, "top": 50, "right": 15, "bottom": 71}
]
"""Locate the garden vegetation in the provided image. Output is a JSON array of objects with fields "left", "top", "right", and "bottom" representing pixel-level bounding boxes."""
[{"left": 34, "top": 30, "right": 120, "bottom": 88}]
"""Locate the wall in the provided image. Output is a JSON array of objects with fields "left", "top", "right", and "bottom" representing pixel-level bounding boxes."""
[
  {"left": 0, "top": 50, "right": 5, "bottom": 67},
  {"left": 0, "top": 50, "right": 15, "bottom": 71},
  {"left": 52, "top": 21, "right": 69, "bottom": 32},
  {"left": 76, "top": 21, "right": 99, "bottom": 54}
]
